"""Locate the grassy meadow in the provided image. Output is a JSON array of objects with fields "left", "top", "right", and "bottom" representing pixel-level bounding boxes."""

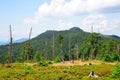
[{"left": 0, "top": 60, "right": 119, "bottom": 80}]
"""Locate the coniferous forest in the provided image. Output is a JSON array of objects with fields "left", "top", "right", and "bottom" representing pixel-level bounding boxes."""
[{"left": 0, "top": 27, "right": 120, "bottom": 63}]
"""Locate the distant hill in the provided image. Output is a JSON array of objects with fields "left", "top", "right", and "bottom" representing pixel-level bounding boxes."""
[
  {"left": 0, "top": 27, "right": 119, "bottom": 63},
  {"left": 0, "top": 40, "right": 8, "bottom": 45},
  {"left": 109, "top": 35, "right": 120, "bottom": 39},
  {"left": 0, "top": 38, "right": 27, "bottom": 45},
  {"left": 14, "top": 38, "right": 28, "bottom": 43}
]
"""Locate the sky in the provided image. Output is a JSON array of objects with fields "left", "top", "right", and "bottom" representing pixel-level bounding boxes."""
[{"left": 0, "top": 0, "right": 120, "bottom": 41}]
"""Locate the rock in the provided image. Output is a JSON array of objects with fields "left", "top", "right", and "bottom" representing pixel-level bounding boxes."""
[
  {"left": 89, "top": 70, "right": 99, "bottom": 78},
  {"left": 88, "top": 63, "right": 92, "bottom": 65}
]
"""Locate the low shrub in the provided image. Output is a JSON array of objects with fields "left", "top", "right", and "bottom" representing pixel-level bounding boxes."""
[
  {"left": 39, "top": 61, "right": 48, "bottom": 66},
  {"left": 102, "top": 54, "right": 113, "bottom": 62},
  {"left": 111, "top": 65, "right": 120, "bottom": 79},
  {"left": 47, "top": 61, "right": 52, "bottom": 64},
  {"left": 54, "top": 56, "right": 61, "bottom": 63},
  {"left": 24, "top": 66, "right": 33, "bottom": 71},
  {"left": 111, "top": 53, "right": 119, "bottom": 61}
]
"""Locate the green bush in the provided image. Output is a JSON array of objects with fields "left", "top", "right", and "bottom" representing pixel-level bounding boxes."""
[
  {"left": 47, "top": 61, "right": 52, "bottom": 64},
  {"left": 24, "top": 60, "right": 31, "bottom": 63},
  {"left": 111, "top": 53, "right": 119, "bottom": 61},
  {"left": 39, "top": 61, "right": 48, "bottom": 66},
  {"left": 54, "top": 56, "right": 61, "bottom": 63},
  {"left": 24, "top": 66, "right": 33, "bottom": 70},
  {"left": 111, "top": 65, "right": 120, "bottom": 79},
  {"left": 102, "top": 54, "right": 113, "bottom": 62}
]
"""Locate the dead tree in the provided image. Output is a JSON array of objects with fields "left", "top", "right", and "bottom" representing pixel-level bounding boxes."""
[
  {"left": 52, "top": 31, "right": 55, "bottom": 60},
  {"left": 68, "top": 34, "right": 71, "bottom": 62},
  {"left": 58, "top": 35, "right": 64, "bottom": 63},
  {"left": 9, "top": 25, "right": 13, "bottom": 63},
  {"left": 29, "top": 27, "right": 32, "bottom": 41},
  {"left": 89, "top": 25, "right": 93, "bottom": 60},
  {"left": 97, "top": 28, "right": 101, "bottom": 60},
  {"left": 44, "top": 39, "right": 48, "bottom": 60},
  {"left": 117, "top": 44, "right": 120, "bottom": 55},
  {"left": 26, "top": 27, "right": 32, "bottom": 61},
  {"left": 75, "top": 44, "right": 79, "bottom": 60}
]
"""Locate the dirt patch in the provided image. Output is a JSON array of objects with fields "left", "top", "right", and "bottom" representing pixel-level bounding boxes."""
[
  {"left": 23, "top": 63, "right": 37, "bottom": 66},
  {"left": 51, "top": 60, "right": 118, "bottom": 67},
  {"left": 51, "top": 60, "right": 101, "bottom": 66}
]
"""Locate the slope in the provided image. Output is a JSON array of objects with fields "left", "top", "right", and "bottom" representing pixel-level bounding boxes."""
[{"left": 0, "top": 27, "right": 119, "bottom": 63}]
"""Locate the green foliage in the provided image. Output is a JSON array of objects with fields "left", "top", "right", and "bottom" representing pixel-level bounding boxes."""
[
  {"left": 19, "top": 42, "right": 34, "bottom": 62},
  {"left": 24, "top": 60, "right": 32, "bottom": 63},
  {"left": 39, "top": 61, "right": 48, "bottom": 66},
  {"left": 102, "top": 54, "right": 113, "bottom": 62},
  {"left": 24, "top": 66, "right": 33, "bottom": 71},
  {"left": 4, "top": 54, "right": 9, "bottom": 63},
  {"left": 111, "top": 53, "right": 119, "bottom": 61},
  {"left": 81, "top": 33, "right": 103, "bottom": 60},
  {"left": 47, "top": 61, "right": 52, "bottom": 64},
  {"left": 111, "top": 65, "right": 120, "bottom": 79},
  {"left": 33, "top": 51, "right": 41, "bottom": 62},
  {"left": 102, "top": 53, "right": 119, "bottom": 62},
  {"left": 54, "top": 56, "right": 61, "bottom": 63},
  {"left": 0, "top": 27, "right": 120, "bottom": 63},
  {"left": 0, "top": 63, "right": 116, "bottom": 80},
  {"left": 57, "top": 34, "right": 64, "bottom": 44}
]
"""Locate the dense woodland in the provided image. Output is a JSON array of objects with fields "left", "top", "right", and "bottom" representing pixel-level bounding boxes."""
[{"left": 0, "top": 27, "right": 120, "bottom": 64}]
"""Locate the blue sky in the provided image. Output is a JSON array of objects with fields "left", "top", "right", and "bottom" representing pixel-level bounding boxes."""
[{"left": 0, "top": 0, "right": 120, "bottom": 41}]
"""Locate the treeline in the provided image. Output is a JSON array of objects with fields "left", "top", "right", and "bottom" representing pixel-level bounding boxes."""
[
  {"left": 0, "top": 27, "right": 120, "bottom": 64},
  {"left": 80, "top": 33, "right": 120, "bottom": 62}
]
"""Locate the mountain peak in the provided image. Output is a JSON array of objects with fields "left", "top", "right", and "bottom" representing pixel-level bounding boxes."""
[{"left": 70, "top": 27, "right": 83, "bottom": 32}]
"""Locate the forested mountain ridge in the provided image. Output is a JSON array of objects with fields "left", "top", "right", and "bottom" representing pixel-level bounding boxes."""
[{"left": 0, "top": 27, "right": 120, "bottom": 63}]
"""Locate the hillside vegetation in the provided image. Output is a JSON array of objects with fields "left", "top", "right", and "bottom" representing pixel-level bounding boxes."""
[
  {"left": 0, "top": 27, "right": 120, "bottom": 79},
  {"left": 0, "top": 27, "right": 120, "bottom": 63}
]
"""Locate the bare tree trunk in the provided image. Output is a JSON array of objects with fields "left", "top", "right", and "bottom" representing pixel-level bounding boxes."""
[
  {"left": 90, "top": 25, "right": 93, "bottom": 60},
  {"left": 52, "top": 31, "right": 55, "bottom": 61},
  {"left": 117, "top": 44, "right": 120, "bottom": 55},
  {"left": 29, "top": 28, "right": 32, "bottom": 41},
  {"left": 81, "top": 53, "right": 85, "bottom": 61},
  {"left": 27, "top": 27, "right": 32, "bottom": 61},
  {"left": 60, "top": 44, "right": 64, "bottom": 63},
  {"left": 9, "top": 25, "right": 13, "bottom": 63},
  {"left": 44, "top": 40, "right": 48, "bottom": 60},
  {"left": 68, "top": 34, "right": 71, "bottom": 62},
  {"left": 75, "top": 44, "right": 79, "bottom": 60},
  {"left": 80, "top": 53, "right": 82, "bottom": 62}
]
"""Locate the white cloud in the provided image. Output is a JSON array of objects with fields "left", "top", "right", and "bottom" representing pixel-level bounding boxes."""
[
  {"left": 24, "top": 0, "right": 120, "bottom": 24},
  {"left": 81, "top": 14, "right": 109, "bottom": 32},
  {"left": 56, "top": 20, "right": 73, "bottom": 30},
  {"left": 80, "top": 14, "right": 120, "bottom": 36},
  {"left": 104, "top": 18, "right": 120, "bottom": 36}
]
